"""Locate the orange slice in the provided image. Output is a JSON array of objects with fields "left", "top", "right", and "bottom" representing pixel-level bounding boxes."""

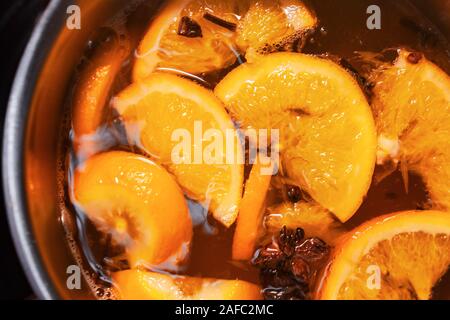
[
  {"left": 372, "top": 49, "right": 450, "bottom": 211},
  {"left": 72, "top": 34, "right": 128, "bottom": 159},
  {"left": 72, "top": 151, "right": 192, "bottom": 268},
  {"left": 232, "top": 162, "right": 273, "bottom": 261},
  {"left": 318, "top": 210, "right": 450, "bottom": 300},
  {"left": 133, "top": 0, "right": 316, "bottom": 79},
  {"left": 113, "top": 73, "right": 243, "bottom": 227},
  {"left": 215, "top": 52, "right": 377, "bottom": 222},
  {"left": 236, "top": 0, "right": 317, "bottom": 62},
  {"left": 113, "top": 270, "right": 262, "bottom": 300},
  {"left": 265, "top": 202, "right": 343, "bottom": 244}
]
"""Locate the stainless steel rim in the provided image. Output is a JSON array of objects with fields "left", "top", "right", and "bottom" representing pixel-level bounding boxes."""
[{"left": 2, "top": 0, "right": 70, "bottom": 300}]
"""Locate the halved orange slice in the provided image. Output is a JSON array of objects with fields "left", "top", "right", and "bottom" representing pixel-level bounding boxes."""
[
  {"left": 265, "top": 202, "right": 342, "bottom": 244},
  {"left": 72, "top": 151, "right": 192, "bottom": 268},
  {"left": 113, "top": 270, "right": 262, "bottom": 300},
  {"left": 215, "top": 52, "right": 377, "bottom": 222},
  {"left": 232, "top": 162, "right": 273, "bottom": 261},
  {"left": 133, "top": 0, "right": 317, "bottom": 79},
  {"left": 113, "top": 73, "right": 243, "bottom": 227},
  {"left": 72, "top": 33, "right": 128, "bottom": 159},
  {"left": 133, "top": 0, "right": 239, "bottom": 79},
  {"left": 372, "top": 49, "right": 450, "bottom": 211},
  {"left": 318, "top": 210, "right": 450, "bottom": 300},
  {"left": 236, "top": 0, "right": 317, "bottom": 62}
]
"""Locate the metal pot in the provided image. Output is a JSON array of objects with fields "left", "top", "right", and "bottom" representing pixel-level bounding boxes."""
[
  {"left": 3, "top": 0, "right": 132, "bottom": 300},
  {"left": 3, "top": 0, "right": 449, "bottom": 300}
]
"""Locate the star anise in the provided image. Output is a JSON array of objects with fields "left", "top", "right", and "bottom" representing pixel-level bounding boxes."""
[{"left": 253, "top": 227, "right": 330, "bottom": 300}]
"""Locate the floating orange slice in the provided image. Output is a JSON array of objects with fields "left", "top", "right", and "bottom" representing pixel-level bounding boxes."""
[
  {"left": 72, "top": 151, "right": 192, "bottom": 268},
  {"left": 265, "top": 202, "right": 342, "bottom": 244},
  {"left": 372, "top": 49, "right": 450, "bottom": 211},
  {"left": 318, "top": 210, "right": 450, "bottom": 300},
  {"left": 236, "top": 0, "right": 317, "bottom": 62},
  {"left": 232, "top": 162, "right": 273, "bottom": 261},
  {"left": 133, "top": 0, "right": 317, "bottom": 79},
  {"left": 215, "top": 52, "right": 377, "bottom": 222},
  {"left": 113, "top": 270, "right": 262, "bottom": 300},
  {"left": 72, "top": 34, "right": 128, "bottom": 158},
  {"left": 113, "top": 73, "right": 243, "bottom": 227}
]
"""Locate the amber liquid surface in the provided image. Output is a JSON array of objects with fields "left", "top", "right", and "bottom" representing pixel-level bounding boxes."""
[{"left": 58, "top": 0, "right": 450, "bottom": 299}]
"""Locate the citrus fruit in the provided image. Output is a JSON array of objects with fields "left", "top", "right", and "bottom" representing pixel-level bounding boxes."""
[
  {"left": 113, "top": 270, "right": 262, "bottom": 300},
  {"left": 72, "top": 151, "right": 192, "bottom": 268},
  {"left": 318, "top": 210, "right": 450, "bottom": 300},
  {"left": 232, "top": 162, "right": 273, "bottom": 261},
  {"left": 265, "top": 202, "right": 343, "bottom": 244},
  {"left": 372, "top": 49, "right": 450, "bottom": 211},
  {"left": 133, "top": 0, "right": 239, "bottom": 79},
  {"left": 236, "top": 0, "right": 317, "bottom": 62},
  {"left": 113, "top": 73, "right": 243, "bottom": 227},
  {"left": 72, "top": 33, "right": 128, "bottom": 159},
  {"left": 133, "top": 0, "right": 316, "bottom": 79},
  {"left": 215, "top": 52, "right": 377, "bottom": 222}
]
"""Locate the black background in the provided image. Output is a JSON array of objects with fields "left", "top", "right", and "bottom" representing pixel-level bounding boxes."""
[{"left": 0, "top": 0, "right": 49, "bottom": 300}]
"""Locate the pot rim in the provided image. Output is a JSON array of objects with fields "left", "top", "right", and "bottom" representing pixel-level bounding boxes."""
[{"left": 2, "top": 0, "right": 70, "bottom": 300}]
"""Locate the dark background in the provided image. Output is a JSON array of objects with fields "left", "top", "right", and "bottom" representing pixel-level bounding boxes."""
[{"left": 0, "top": 0, "right": 49, "bottom": 300}]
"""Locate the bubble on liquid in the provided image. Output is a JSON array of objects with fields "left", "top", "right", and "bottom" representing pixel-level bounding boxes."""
[
  {"left": 96, "top": 288, "right": 105, "bottom": 298},
  {"left": 256, "top": 28, "right": 314, "bottom": 57},
  {"left": 56, "top": 88, "right": 119, "bottom": 301}
]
